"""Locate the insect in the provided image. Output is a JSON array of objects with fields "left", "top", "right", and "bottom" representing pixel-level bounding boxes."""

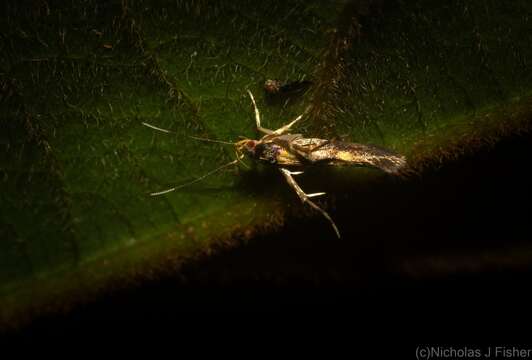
[
  {"left": 264, "top": 79, "right": 313, "bottom": 96},
  {"left": 144, "top": 90, "right": 407, "bottom": 238},
  {"left": 263, "top": 79, "right": 313, "bottom": 105}
]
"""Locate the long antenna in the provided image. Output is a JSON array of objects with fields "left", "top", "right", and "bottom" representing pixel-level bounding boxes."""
[
  {"left": 188, "top": 135, "right": 234, "bottom": 145},
  {"left": 143, "top": 121, "right": 240, "bottom": 195},
  {"left": 142, "top": 122, "right": 234, "bottom": 145},
  {"left": 150, "top": 158, "right": 239, "bottom": 196}
]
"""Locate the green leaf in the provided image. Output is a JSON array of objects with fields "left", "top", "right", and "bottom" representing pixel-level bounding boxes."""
[{"left": 1, "top": 0, "right": 531, "bottom": 327}]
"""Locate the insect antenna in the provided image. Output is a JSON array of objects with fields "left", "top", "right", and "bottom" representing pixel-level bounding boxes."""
[
  {"left": 143, "top": 121, "right": 244, "bottom": 195},
  {"left": 142, "top": 122, "right": 234, "bottom": 145},
  {"left": 188, "top": 135, "right": 234, "bottom": 145},
  {"left": 150, "top": 157, "right": 241, "bottom": 196}
]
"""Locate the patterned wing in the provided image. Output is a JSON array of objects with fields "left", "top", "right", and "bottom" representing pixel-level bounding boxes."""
[{"left": 300, "top": 140, "right": 407, "bottom": 174}]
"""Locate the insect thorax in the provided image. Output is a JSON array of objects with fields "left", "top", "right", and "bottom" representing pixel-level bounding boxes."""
[{"left": 253, "top": 140, "right": 302, "bottom": 166}]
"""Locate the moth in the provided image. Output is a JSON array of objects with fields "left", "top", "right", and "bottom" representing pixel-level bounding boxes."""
[{"left": 144, "top": 90, "right": 407, "bottom": 238}]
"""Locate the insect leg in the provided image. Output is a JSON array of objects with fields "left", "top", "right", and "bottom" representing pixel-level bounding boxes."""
[
  {"left": 247, "top": 90, "right": 273, "bottom": 135},
  {"left": 279, "top": 168, "right": 340, "bottom": 238},
  {"left": 271, "top": 105, "right": 311, "bottom": 136}
]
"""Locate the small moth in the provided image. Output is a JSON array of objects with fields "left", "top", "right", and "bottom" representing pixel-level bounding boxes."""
[{"left": 144, "top": 90, "right": 407, "bottom": 238}]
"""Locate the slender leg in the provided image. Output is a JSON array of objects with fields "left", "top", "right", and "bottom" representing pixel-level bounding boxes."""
[
  {"left": 247, "top": 90, "right": 273, "bottom": 135},
  {"left": 271, "top": 105, "right": 311, "bottom": 136},
  {"left": 248, "top": 90, "right": 311, "bottom": 136},
  {"left": 279, "top": 168, "right": 340, "bottom": 238}
]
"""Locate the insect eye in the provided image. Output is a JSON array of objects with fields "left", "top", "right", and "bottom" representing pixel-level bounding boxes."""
[{"left": 246, "top": 140, "right": 256, "bottom": 148}]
